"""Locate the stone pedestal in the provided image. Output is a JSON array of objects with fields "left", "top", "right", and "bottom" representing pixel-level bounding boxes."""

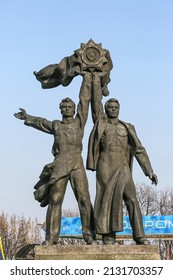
[{"left": 34, "top": 244, "right": 160, "bottom": 260}]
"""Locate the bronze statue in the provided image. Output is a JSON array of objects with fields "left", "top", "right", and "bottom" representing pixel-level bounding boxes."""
[
  {"left": 14, "top": 73, "right": 97, "bottom": 245},
  {"left": 14, "top": 40, "right": 158, "bottom": 246},
  {"left": 87, "top": 72, "right": 158, "bottom": 245}
]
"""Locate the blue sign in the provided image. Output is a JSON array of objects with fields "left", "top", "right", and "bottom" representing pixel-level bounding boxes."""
[
  {"left": 118, "top": 215, "right": 173, "bottom": 235},
  {"left": 60, "top": 215, "right": 173, "bottom": 236},
  {"left": 60, "top": 217, "right": 82, "bottom": 235}
]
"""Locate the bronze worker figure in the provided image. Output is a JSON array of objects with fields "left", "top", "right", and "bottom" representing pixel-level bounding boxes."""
[
  {"left": 87, "top": 72, "right": 158, "bottom": 245},
  {"left": 14, "top": 73, "right": 97, "bottom": 245}
]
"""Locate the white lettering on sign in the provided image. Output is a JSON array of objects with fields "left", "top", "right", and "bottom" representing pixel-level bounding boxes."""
[
  {"left": 144, "top": 220, "right": 173, "bottom": 229},
  {"left": 122, "top": 219, "right": 173, "bottom": 230},
  {"left": 145, "top": 221, "right": 154, "bottom": 228}
]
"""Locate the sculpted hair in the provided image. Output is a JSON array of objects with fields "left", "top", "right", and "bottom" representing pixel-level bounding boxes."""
[
  {"left": 59, "top": 97, "right": 76, "bottom": 110},
  {"left": 104, "top": 98, "right": 120, "bottom": 112}
]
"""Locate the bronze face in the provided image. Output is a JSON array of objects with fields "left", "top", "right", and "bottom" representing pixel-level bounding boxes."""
[
  {"left": 106, "top": 101, "right": 120, "bottom": 118},
  {"left": 60, "top": 102, "right": 75, "bottom": 117}
]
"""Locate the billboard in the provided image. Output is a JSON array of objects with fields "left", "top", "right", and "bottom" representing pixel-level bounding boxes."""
[{"left": 60, "top": 215, "right": 173, "bottom": 236}]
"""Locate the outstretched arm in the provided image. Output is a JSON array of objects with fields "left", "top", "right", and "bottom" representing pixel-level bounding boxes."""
[
  {"left": 14, "top": 108, "right": 53, "bottom": 134},
  {"left": 76, "top": 72, "right": 92, "bottom": 130},
  {"left": 91, "top": 72, "right": 106, "bottom": 123}
]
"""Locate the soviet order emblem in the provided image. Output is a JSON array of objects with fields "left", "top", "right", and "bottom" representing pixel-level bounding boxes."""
[{"left": 75, "top": 39, "right": 108, "bottom": 72}]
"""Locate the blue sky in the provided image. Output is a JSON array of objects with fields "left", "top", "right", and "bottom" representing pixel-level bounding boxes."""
[{"left": 1, "top": 0, "right": 173, "bottom": 222}]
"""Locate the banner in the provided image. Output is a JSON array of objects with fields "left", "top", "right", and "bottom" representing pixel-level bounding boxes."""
[{"left": 60, "top": 215, "right": 173, "bottom": 236}]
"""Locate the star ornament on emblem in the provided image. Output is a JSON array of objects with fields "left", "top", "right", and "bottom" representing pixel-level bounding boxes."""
[{"left": 75, "top": 39, "right": 109, "bottom": 72}]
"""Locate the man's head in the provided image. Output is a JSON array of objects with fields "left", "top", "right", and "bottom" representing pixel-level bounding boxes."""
[
  {"left": 105, "top": 98, "right": 120, "bottom": 118},
  {"left": 59, "top": 97, "right": 76, "bottom": 118}
]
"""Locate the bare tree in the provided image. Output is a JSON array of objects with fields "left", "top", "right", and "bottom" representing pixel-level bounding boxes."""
[
  {"left": 158, "top": 188, "right": 173, "bottom": 215},
  {"left": 128, "top": 184, "right": 173, "bottom": 260},
  {"left": 136, "top": 183, "right": 159, "bottom": 215},
  {"left": 0, "top": 212, "right": 42, "bottom": 259},
  {"left": 156, "top": 188, "right": 173, "bottom": 260}
]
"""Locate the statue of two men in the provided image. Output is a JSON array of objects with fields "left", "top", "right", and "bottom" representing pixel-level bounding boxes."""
[{"left": 14, "top": 41, "right": 158, "bottom": 245}]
